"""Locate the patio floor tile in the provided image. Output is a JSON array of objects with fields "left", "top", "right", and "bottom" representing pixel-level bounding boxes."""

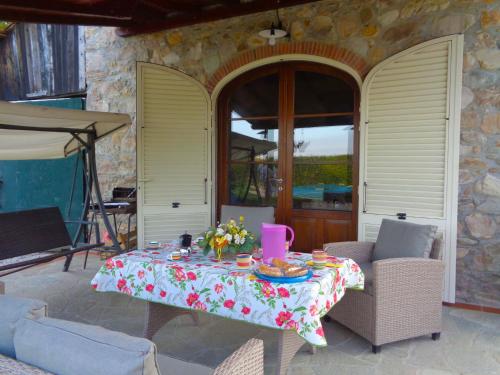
[{"left": 2, "top": 255, "right": 499, "bottom": 375}]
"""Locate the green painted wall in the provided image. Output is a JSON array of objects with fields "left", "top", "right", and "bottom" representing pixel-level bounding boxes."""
[{"left": 0, "top": 98, "right": 85, "bottom": 237}]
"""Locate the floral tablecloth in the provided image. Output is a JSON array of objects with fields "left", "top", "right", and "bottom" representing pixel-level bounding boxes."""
[{"left": 91, "top": 247, "right": 364, "bottom": 346}]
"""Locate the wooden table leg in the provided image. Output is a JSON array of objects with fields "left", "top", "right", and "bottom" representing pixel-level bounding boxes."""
[
  {"left": 143, "top": 302, "right": 199, "bottom": 340},
  {"left": 275, "top": 330, "right": 307, "bottom": 375}
]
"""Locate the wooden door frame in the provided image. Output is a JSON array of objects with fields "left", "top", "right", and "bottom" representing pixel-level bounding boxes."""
[
  {"left": 281, "top": 62, "right": 360, "bottom": 241},
  {"left": 216, "top": 63, "right": 284, "bottom": 221},
  {"left": 216, "top": 61, "right": 360, "bottom": 241}
]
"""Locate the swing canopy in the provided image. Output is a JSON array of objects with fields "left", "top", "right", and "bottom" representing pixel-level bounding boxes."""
[{"left": 0, "top": 100, "right": 131, "bottom": 160}]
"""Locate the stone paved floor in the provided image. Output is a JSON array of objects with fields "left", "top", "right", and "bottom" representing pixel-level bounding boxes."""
[{"left": 2, "top": 254, "right": 500, "bottom": 375}]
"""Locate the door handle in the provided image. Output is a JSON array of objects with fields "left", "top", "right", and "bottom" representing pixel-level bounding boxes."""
[
  {"left": 271, "top": 178, "right": 284, "bottom": 192},
  {"left": 204, "top": 178, "right": 208, "bottom": 204},
  {"left": 363, "top": 181, "right": 367, "bottom": 213},
  {"left": 172, "top": 202, "right": 180, "bottom": 208}
]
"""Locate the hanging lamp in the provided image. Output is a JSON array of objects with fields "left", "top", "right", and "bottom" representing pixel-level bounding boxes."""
[{"left": 258, "top": 2, "right": 287, "bottom": 46}]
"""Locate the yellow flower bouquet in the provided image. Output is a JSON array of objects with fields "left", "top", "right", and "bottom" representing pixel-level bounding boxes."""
[{"left": 197, "top": 216, "right": 256, "bottom": 260}]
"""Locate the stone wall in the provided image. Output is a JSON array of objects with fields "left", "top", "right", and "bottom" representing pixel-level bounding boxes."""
[{"left": 85, "top": 0, "right": 500, "bottom": 308}]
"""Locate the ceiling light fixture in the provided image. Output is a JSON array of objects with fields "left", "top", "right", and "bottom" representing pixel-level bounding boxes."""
[{"left": 258, "top": 2, "right": 287, "bottom": 46}]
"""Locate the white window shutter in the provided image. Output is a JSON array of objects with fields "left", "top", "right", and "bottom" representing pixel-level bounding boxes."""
[
  {"left": 137, "top": 63, "right": 212, "bottom": 246},
  {"left": 364, "top": 41, "right": 451, "bottom": 219},
  {"left": 359, "top": 35, "right": 464, "bottom": 303}
]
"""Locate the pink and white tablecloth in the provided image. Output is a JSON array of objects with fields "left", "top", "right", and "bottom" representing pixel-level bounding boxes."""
[{"left": 91, "top": 248, "right": 364, "bottom": 346}]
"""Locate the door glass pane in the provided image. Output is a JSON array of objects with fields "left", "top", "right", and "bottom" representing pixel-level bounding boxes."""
[
  {"left": 293, "top": 117, "right": 354, "bottom": 211},
  {"left": 229, "top": 163, "right": 278, "bottom": 207},
  {"left": 230, "top": 119, "right": 278, "bottom": 161},
  {"left": 231, "top": 74, "right": 279, "bottom": 117},
  {"left": 229, "top": 119, "right": 279, "bottom": 207},
  {"left": 295, "top": 71, "right": 354, "bottom": 115}
]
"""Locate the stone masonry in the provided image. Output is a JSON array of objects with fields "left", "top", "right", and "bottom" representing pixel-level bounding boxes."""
[{"left": 85, "top": 0, "right": 500, "bottom": 308}]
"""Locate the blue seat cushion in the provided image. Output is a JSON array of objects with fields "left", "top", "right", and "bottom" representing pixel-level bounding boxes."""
[
  {"left": 0, "top": 295, "right": 47, "bottom": 358},
  {"left": 14, "top": 317, "right": 160, "bottom": 375}
]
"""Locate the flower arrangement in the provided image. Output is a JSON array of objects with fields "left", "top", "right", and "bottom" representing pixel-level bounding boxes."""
[{"left": 197, "top": 216, "right": 256, "bottom": 260}]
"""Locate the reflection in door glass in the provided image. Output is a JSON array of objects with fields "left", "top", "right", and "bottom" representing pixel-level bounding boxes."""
[
  {"left": 230, "top": 117, "right": 278, "bottom": 161},
  {"left": 231, "top": 74, "right": 279, "bottom": 117},
  {"left": 293, "top": 118, "right": 353, "bottom": 211},
  {"left": 229, "top": 117, "right": 279, "bottom": 207},
  {"left": 229, "top": 163, "right": 278, "bottom": 207},
  {"left": 295, "top": 71, "right": 354, "bottom": 114}
]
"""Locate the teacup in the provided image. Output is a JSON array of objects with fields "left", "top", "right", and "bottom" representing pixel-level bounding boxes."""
[
  {"left": 169, "top": 250, "right": 181, "bottom": 261},
  {"left": 147, "top": 241, "right": 161, "bottom": 250},
  {"left": 236, "top": 253, "right": 253, "bottom": 269},
  {"left": 312, "top": 250, "right": 327, "bottom": 269}
]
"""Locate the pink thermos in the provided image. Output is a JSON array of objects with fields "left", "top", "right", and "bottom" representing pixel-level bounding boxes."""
[{"left": 261, "top": 223, "right": 295, "bottom": 264}]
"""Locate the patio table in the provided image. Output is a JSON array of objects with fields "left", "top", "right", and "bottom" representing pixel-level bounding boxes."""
[{"left": 91, "top": 246, "right": 364, "bottom": 375}]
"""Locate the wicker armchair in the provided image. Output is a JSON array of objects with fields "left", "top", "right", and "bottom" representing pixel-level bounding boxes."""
[
  {"left": 212, "top": 338, "right": 264, "bottom": 375},
  {"left": 324, "top": 237, "right": 444, "bottom": 353},
  {"left": 157, "top": 338, "right": 264, "bottom": 375}
]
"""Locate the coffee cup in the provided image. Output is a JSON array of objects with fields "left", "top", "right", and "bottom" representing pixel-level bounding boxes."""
[
  {"left": 169, "top": 250, "right": 181, "bottom": 261},
  {"left": 312, "top": 250, "right": 327, "bottom": 269},
  {"left": 147, "top": 241, "right": 161, "bottom": 249},
  {"left": 236, "top": 253, "right": 253, "bottom": 269}
]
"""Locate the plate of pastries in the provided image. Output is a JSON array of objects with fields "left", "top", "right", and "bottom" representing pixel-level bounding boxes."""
[{"left": 254, "top": 258, "right": 312, "bottom": 283}]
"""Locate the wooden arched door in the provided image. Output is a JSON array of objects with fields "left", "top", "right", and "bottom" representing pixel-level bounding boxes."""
[{"left": 217, "top": 62, "right": 359, "bottom": 251}]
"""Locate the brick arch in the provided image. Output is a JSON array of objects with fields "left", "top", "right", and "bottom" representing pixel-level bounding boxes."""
[{"left": 207, "top": 41, "right": 369, "bottom": 93}]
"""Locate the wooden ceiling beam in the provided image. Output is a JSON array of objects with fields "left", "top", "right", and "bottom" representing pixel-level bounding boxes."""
[
  {"left": 0, "top": 5, "right": 133, "bottom": 27},
  {"left": 0, "top": 0, "right": 135, "bottom": 18},
  {"left": 141, "top": 0, "right": 203, "bottom": 13},
  {"left": 118, "top": 0, "right": 322, "bottom": 37}
]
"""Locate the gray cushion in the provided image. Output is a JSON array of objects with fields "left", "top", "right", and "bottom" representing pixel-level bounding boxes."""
[
  {"left": 373, "top": 219, "right": 437, "bottom": 261},
  {"left": 157, "top": 354, "right": 213, "bottom": 375},
  {"left": 0, "top": 295, "right": 47, "bottom": 358},
  {"left": 429, "top": 234, "right": 443, "bottom": 260},
  {"left": 358, "top": 263, "right": 374, "bottom": 296},
  {"left": 14, "top": 317, "right": 160, "bottom": 375},
  {"left": 221, "top": 205, "right": 274, "bottom": 242}
]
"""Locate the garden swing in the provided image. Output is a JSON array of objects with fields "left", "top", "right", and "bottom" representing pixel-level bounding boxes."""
[{"left": 0, "top": 100, "right": 131, "bottom": 276}]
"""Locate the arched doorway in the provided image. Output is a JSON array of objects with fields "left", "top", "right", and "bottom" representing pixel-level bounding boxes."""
[{"left": 217, "top": 62, "right": 359, "bottom": 251}]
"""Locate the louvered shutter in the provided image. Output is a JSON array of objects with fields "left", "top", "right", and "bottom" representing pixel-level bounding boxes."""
[
  {"left": 364, "top": 42, "right": 450, "bottom": 218},
  {"left": 137, "top": 63, "right": 211, "bottom": 246},
  {"left": 359, "top": 35, "right": 463, "bottom": 303}
]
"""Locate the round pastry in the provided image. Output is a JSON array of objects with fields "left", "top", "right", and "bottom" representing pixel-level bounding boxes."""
[
  {"left": 271, "top": 258, "right": 293, "bottom": 270},
  {"left": 259, "top": 264, "right": 283, "bottom": 277},
  {"left": 284, "top": 267, "right": 308, "bottom": 277}
]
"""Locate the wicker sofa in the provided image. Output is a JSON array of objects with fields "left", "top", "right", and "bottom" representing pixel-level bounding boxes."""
[
  {"left": 324, "top": 221, "right": 444, "bottom": 353},
  {"left": 0, "top": 295, "right": 264, "bottom": 375}
]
